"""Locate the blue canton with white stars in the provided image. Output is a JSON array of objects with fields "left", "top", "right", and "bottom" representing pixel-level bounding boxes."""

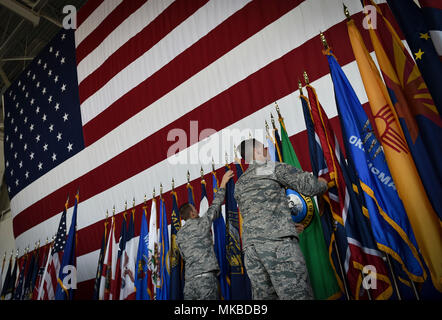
[{"left": 3, "top": 30, "right": 84, "bottom": 199}]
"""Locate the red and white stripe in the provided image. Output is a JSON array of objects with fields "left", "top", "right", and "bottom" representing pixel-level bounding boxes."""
[{"left": 10, "top": 0, "right": 401, "bottom": 298}]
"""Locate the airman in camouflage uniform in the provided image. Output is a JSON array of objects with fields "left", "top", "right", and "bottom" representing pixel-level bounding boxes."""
[
  {"left": 234, "top": 139, "right": 328, "bottom": 300},
  {"left": 176, "top": 171, "right": 234, "bottom": 300}
]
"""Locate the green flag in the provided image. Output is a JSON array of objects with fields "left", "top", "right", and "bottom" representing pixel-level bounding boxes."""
[{"left": 279, "top": 119, "right": 341, "bottom": 300}]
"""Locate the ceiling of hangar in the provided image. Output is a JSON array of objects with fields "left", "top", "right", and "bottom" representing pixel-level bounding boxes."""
[{"left": 0, "top": 0, "right": 88, "bottom": 132}]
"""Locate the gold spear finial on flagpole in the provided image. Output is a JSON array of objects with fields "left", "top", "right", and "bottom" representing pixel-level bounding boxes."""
[
  {"left": 212, "top": 157, "right": 215, "bottom": 172},
  {"left": 303, "top": 71, "right": 310, "bottom": 85},
  {"left": 200, "top": 167, "right": 205, "bottom": 180},
  {"left": 106, "top": 210, "right": 109, "bottom": 219},
  {"left": 172, "top": 178, "right": 175, "bottom": 191},
  {"left": 144, "top": 194, "right": 147, "bottom": 206},
  {"left": 160, "top": 183, "right": 163, "bottom": 195},
  {"left": 187, "top": 170, "right": 190, "bottom": 184},
  {"left": 112, "top": 205, "right": 115, "bottom": 216},
  {"left": 125, "top": 200, "right": 127, "bottom": 211},
  {"left": 132, "top": 197, "right": 135, "bottom": 208},
  {"left": 225, "top": 152, "right": 229, "bottom": 165},
  {"left": 270, "top": 113, "right": 276, "bottom": 129},
  {"left": 275, "top": 102, "right": 282, "bottom": 120},
  {"left": 265, "top": 120, "right": 270, "bottom": 137},
  {"left": 298, "top": 79, "right": 304, "bottom": 95},
  {"left": 153, "top": 187, "right": 156, "bottom": 199},
  {"left": 320, "top": 31, "right": 329, "bottom": 50},
  {"left": 343, "top": 3, "right": 351, "bottom": 20}
]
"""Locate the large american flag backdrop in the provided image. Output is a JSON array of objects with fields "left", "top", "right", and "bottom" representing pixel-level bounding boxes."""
[{"left": 3, "top": 0, "right": 406, "bottom": 298}]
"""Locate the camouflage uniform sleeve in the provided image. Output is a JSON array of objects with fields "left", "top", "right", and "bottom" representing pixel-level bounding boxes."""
[
  {"left": 206, "top": 187, "right": 226, "bottom": 222},
  {"left": 275, "top": 162, "right": 327, "bottom": 197}
]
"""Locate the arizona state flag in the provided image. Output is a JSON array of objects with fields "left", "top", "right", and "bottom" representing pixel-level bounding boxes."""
[
  {"left": 347, "top": 17, "right": 442, "bottom": 292},
  {"left": 386, "top": 0, "right": 442, "bottom": 115},
  {"left": 363, "top": 0, "right": 442, "bottom": 219}
]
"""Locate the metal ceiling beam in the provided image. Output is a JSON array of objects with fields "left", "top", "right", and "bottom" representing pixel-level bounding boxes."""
[{"left": 0, "top": 0, "right": 40, "bottom": 26}]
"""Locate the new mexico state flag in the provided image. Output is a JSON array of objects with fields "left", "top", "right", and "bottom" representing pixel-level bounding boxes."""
[{"left": 347, "top": 19, "right": 442, "bottom": 292}]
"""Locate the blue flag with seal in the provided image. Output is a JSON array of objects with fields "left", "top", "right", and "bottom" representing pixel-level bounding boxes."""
[
  {"left": 326, "top": 51, "right": 426, "bottom": 285},
  {"left": 157, "top": 195, "right": 170, "bottom": 300},
  {"left": 135, "top": 205, "right": 150, "bottom": 300},
  {"left": 55, "top": 191, "right": 79, "bottom": 300},
  {"left": 211, "top": 170, "right": 230, "bottom": 300}
]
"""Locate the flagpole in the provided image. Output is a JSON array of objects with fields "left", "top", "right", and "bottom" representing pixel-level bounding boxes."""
[
  {"left": 409, "top": 276, "right": 420, "bottom": 301},
  {"left": 383, "top": 253, "right": 402, "bottom": 300},
  {"left": 330, "top": 210, "right": 351, "bottom": 300}
]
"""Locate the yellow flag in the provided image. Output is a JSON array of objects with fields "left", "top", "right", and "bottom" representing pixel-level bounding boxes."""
[{"left": 347, "top": 19, "right": 442, "bottom": 291}]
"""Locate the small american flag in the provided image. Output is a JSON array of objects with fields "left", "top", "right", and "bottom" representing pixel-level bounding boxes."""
[{"left": 38, "top": 199, "right": 67, "bottom": 300}]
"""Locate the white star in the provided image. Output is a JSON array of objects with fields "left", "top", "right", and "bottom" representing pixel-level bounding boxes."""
[
  {"left": 18, "top": 80, "right": 21, "bottom": 86},
  {"left": 20, "top": 109, "right": 23, "bottom": 115},
  {"left": 7, "top": 187, "right": 10, "bottom": 193},
  {"left": 61, "top": 84, "right": 66, "bottom": 92},
  {"left": 61, "top": 34, "right": 66, "bottom": 40},
  {"left": 23, "top": 144, "right": 27, "bottom": 151},
  {"left": 67, "top": 143, "right": 73, "bottom": 152},
  {"left": 11, "top": 118, "right": 14, "bottom": 124},
  {"left": 19, "top": 161, "right": 23, "bottom": 168},
  {"left": 5, "top": 161, "right": 9, "bottom": 168},
  {"left": 57, "top": 132, "right": 62, "bottom": 141},
  {"left": 22, "top": 85, "right": 26, "bottom": 91},
  {"left": 49, "top": 124, "right": 54, "bottom": 132},
  {"left": 63, "top": 113, "right": 69, "bottom": 122},
  {"left": 48, "top": 70, "right": 52, "bottom": 77},
  {"left": 60, "top": 57, "right": 66, "bottom": 65},
  {"left": 14, "top": 126, "right": 17, "bottom": 133},
  {"left": 42, "top": 87, "right": 46, "bottom": 95},
  {"left": 48, "top": 96, "right": 53, "bottom": 103},
  {"left": 55, "top": 51, "right": 60, "bottom": 58},
  {"left": 13, "top": 95, "right": 16, "bottom": 101},
  {"left": 19, "top": 133, "right": 23, "bottom": 140},
  {"left": 10, "top": 169, "right": 13, "bottom": 176},
  {"left": 10, "top": 142, "right": 13, "bottom": 149},
  {"left": 14, "top": 152, "right": 17, "bottom": 159},
  {"left": 30, "top": 98, "right": 35, "bottom": 105},
  {"left": 38, "top": 162, "right": 43, "bottom": 171},
  {"left": 36, "top": 82, "right": 40, "bottom": 88},
  {"left": 54, "top": 75, "right": 59, "bottom": 83},
  {"left": 25, "top": 172, "right": 29, "bottom": 179},
  {"left": 25, "top": 92, "right": 29, "bottom": 98},
  {"left": 43, "top": 63, "right": 47, "bottom": 70},
  {"left": 49, "top": 46, "right": 53, "bottom": 53},
  {"left": 42, "top": 114, "right": 47, "bottom": 122},
  {"left": 27, "top": 70, "right": 31, "bottom": 77},
  {"left": 5, "top": 135, "right": 8, "bottom": 142},
  {"left": 38, "top": 59, "right": 42, "bottom": 65},
  {"left": 43, "top": 144, "right": 48, "bottom": 151},
  {"left": 36, "top": 106, "right": 40, "bottom": 114},
  {"left": 52, "top": 153, "right": 57, "bottom": 162},
  {"left": 30, "top": 152, "right": 35, "bottom": 160},
  {"left": 35, "top": 135, "right": 41, "bottom": 142},
  {"left": 24, "top": 117, "right": 28, "bottom": 124},
  {"left": 32, "top": 74, "right": 36, "bottom": 81},
  {"left": 55, "top": 103, "right": 60, "bottom": 111},
  {"left": 30, "top": 124, "right": 34, "bottom": 132},
  {"left": 15, "top": 179, "right": 19, "bottom": 186}
]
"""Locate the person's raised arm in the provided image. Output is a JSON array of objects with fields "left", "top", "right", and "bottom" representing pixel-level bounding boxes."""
[
  {"left": 275, "top": 162, "right": 327, "bottom": 197},
  {"left": 206, "top": 170, "right": 234, "bottom": 221}
]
